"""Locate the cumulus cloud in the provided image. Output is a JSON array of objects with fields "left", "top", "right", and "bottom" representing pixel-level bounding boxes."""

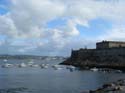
[
  {"left": 99, "top": 26, "right": 125, "bottom": 41},
  {"left": 0, "top": 0, "right": 125, "bottom": 56}
]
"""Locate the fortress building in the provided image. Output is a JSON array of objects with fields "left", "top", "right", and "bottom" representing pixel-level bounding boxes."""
[
  {"left": 96, "top": 41, "right": 125, "bottom": 49},
  {"left": 61, "top": 41, "right": 125, "bottom": 69}
]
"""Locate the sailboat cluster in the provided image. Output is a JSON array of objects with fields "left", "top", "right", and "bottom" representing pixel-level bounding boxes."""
[{"left": 0, "top": 59, "right": 77, "bottom": 71}]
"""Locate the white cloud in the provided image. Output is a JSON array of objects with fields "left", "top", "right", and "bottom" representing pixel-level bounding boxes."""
[
  {"left": 0, "top": 14, "right": 19, "bottom": 39},
  {"left": 0, "top": 0, "right": 125, "bottom": 55},
  {"left": 99, "top": 26, "right": 125, "bottom": 41}
]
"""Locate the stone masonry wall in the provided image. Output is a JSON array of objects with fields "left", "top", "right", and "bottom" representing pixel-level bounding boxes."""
[{"left": 69, "top": 48, "right": 125, "bottom": 67}]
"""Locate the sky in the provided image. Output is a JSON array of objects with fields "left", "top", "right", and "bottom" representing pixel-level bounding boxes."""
[{"left": 0, "top": 0, "right": 125, "bottom": 56}]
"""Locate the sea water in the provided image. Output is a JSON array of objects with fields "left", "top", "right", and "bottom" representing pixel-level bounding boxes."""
[{"left": 0, "top": 59, "right": 125, "bottom": 93}]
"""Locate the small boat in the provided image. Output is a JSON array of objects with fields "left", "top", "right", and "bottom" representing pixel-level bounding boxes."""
[
  {"left": 30, "top": 64, "right": 39, "bottom": 67},
  {"left": 40, "top": 64, "right": 48, "bottom": 69},
  {"left": 66, "top": 65, "right": 76, "bottom": 69},
  {"left": 90, "top": 67, "right": 98, "bottom": 72},
  {"left": 52, "top": 65, "right": 63, "bottom": 70},
  {"left": 18, "top": 63, "right": 27, "bottom": 68},
  {"left": 27, "top": 59, "right": 34, "bottom": 66},
  {"left": 66, "top": 65, "right": 76, "bottom": 72},
  {"left": 3, "top": 59, "right": 8, "bottom": 62},
  {"left": 2, "top": 63, "right": 13, "bottom": 68},
  {"left": 53, "top": 67, "right": 63, "bottom": 70},
  {"left": 115, "top": 70, "right": 122, "bottom": 73},
  {"left": 52, "top": 65, "right": 59, "bottom": 68}
]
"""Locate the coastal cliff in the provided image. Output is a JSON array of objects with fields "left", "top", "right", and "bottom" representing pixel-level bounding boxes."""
[{"left": 60, "top": 41, "right": 125, "bottom": 70}]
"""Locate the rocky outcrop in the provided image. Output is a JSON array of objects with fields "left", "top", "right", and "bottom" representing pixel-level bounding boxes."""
[{"left": 87, "top": 79, "right": 125, "bottom": 93}]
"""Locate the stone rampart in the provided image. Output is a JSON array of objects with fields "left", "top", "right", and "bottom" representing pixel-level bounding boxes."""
[{"left": 61, "top": 47, "right": 125, "bottom": 69}]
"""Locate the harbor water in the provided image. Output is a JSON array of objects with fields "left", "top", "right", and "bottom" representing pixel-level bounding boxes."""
[{"left": 0, "top": 59, "right": 125, "bottom": 93}]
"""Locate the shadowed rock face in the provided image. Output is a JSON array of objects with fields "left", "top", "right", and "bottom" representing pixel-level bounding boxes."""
[{"left": 60, "top": 47, "right": 125, "bottom": 70}]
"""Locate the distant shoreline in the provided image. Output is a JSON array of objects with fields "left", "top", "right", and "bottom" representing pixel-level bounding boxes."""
[{"left": 0, "top": 55, "right": 66, "bottom": 60}]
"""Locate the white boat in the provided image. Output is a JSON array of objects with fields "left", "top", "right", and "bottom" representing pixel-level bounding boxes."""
[
  {"left": 2, "top": 63, "right": 13, "bottom": 68},
  {"left": 52, "top": 65, "right": 63, "bottom": 70},
  {"left": 18, "top": 63, "right": 27, "bottom": 67},
  {"left": 27, "top": 59, "right": 34, "bottom": 66},
  {"left": 30, "top": 64, "right": 39, "bottom": 67},
  {"left": 27, "top": 63, "right": 34, "bottom": 67},
  {"left": 53, "top": 67, "right": 63, "bottom": 70},
  {"left": 66, "top": 65, "right": 76, "bottom": 72},
  {"left": 40, "top": 64, "right": 48, "bottom": 69},
  {"left": 3, "top": 59, "right": 8, "bottom": 62},
  {"left": 115, "top": 70, "right": 122, "bottom": 73},
  {"left": 66, "top": 65, "right": 76, "bottom": 69},
  {"left": 52, "top": 65, "right": 61, "bottom": 68},
  {"left": 90, "top": 67, "right": 98, "bottom": 72}
]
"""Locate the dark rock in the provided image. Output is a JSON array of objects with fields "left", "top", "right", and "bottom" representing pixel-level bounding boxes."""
[{"left": 84, "top": 79, "right": 125, "bottom": 93}]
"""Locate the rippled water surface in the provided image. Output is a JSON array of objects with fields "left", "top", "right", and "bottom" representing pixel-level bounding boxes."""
[{"left": 0, "top": 59, "right": 125, "bottom": 93}]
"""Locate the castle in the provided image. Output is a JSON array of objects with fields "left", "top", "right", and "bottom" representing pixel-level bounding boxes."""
[
  {"left": 96, "top": 41, "right": 125, "bottom": 49},
  {"left": 61, "top": 41, "right": 125, "bottom": 69}
]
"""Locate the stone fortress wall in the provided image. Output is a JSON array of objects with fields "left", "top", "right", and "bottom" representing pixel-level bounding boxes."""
[
  {"left": 96, "top": 41, "right": 125, "bottom": 49},
  {"left": 67, "top": 41, "right": 125, "bottom": 67},
  {"left": 72, "top": 41, "right": 125, "bottom": 58}
]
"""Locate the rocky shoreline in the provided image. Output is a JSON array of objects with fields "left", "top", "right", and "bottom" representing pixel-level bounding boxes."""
[{"left": 82, "top": 79, "right": 125, "bottom": 93}]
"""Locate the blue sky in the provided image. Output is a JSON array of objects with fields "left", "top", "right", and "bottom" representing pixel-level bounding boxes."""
[
  {"left": 0, "top": 0, "right": 9, "bottom": 14},
  {"left": 77, "top": 18, "right": 112, "bottom": 39},
  {"left": 0, "top": 0, "right": 125, "bottom": 56},
  {"left": 47, "top": 17, "right": 113, "bottom": 40},
  {"left": 0, "top": 0, "right": 8, "bottom": 5},
  {"left": 0, "top": 7, "right": 8, "bottom": 15}
]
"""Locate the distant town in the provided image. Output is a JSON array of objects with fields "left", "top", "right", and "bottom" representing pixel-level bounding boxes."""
[{"left": 0, "top": 54, "right": 66, "bottom": 60}]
